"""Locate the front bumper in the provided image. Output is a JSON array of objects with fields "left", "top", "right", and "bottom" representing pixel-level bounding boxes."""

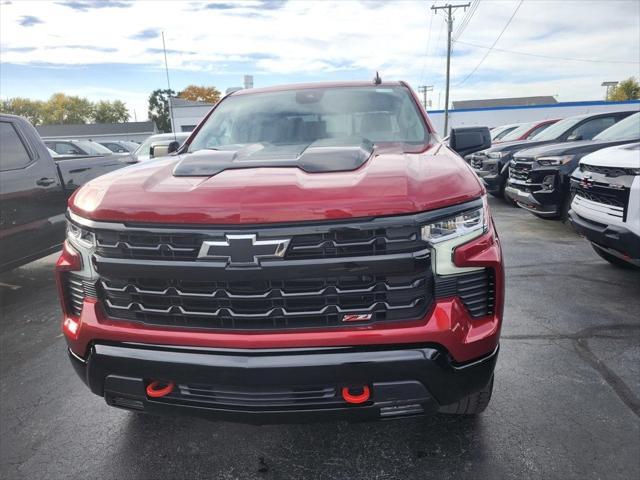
[
  {"left": 472, "top": 161, "right": 505, "bottom": 194},
  {"left": 569, "top": 210, "right": 640, "bottom": 259},
  {"left": 505, "top": 184, "right": 559, "bottom": 217},
  {"left": 69, "top": 342, "right": 498, "bottom": 424}
]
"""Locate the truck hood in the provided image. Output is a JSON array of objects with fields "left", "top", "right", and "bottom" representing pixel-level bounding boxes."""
[
  {"left": 579, "top": 142, "right": 640, "bottom": 168},
  {"left": 483, "top": 139, "right": 551, "bottom": 155},
  {"left": 515, "top": 139, "right": 638, "bottom": 159},
  {"left": 69, "top": 144, "right": 483, "bottom": 225}
]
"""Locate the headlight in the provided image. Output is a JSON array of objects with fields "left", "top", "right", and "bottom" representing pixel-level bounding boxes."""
[
  {"left": 487, "top": 151, "right": 508, "bottom": 159},
  {"left": 65, "top": 215, "right": 97, "bottom": 278},
  {"left": 66, "top": 220, "right": 96, "bottom": 249},
  {"left": 421, "top": 202, "right": 487, "bottom": 244},
  {"left": 537, "top": 155, "right": 575, "bottom": 166}
]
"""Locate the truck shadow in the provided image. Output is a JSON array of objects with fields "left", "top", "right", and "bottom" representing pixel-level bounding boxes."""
[{"left": 112, "top": 412, "right": 501, "bottom": 479}]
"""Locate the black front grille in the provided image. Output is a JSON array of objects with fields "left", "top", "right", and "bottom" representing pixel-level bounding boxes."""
[
  {"left": 509, "top": 161, "right": 533, "bottom": 182},
  {"left": 471, "top": 156, "right": 485, "bottom": 169},
  {"left": 581, "top": 163, "right": 638, "bottom": 177},
  {"left": 100, "top": 265, "right": 432, "bottom": 330},
  {"left": 94, "top": 225, "right": 425, "bottom": 262},
  {"left": 575, "top": 188, "right": 627, "bottom": 209},
  {"left": 574, "top": 186, "right": 630, "bottom": 221},
  {"left": 510, "top": 168, "right": 529, "bottom": 182},
  {"left": 434, "top": 269, "right": 495, "bottom": 319}
]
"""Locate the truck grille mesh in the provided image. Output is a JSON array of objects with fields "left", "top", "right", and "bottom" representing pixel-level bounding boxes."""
[
  {"left": 99, "top": 266, "right": 433, "bottom": 330},
  {"left": 94, "top": 226, "right": 425, "bottom": 262}
]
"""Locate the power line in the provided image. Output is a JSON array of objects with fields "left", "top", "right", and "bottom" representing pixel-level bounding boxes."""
[
  {"left": 452, "top": 0, "right": 480, "bottom": 42},
  {"left": 419, "top": 3, "right": 437, "bottom": 85},
  {"left": 456, "top": 0, "right": 524, "bottom": 87},
  {"left": 454, "top": 39, "right": 640, "bottom": 65}
]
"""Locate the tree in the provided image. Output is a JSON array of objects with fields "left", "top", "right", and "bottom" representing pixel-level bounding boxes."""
[
  {"left": 41, "top": 93, "right": 94, "bottom": 124},
  {"left": 607, "top": 77, "right": 640, "bottom": 101},
  {"left": 93, "top": 100, "right": 129, "bottom": 123},
  {"left": 1, "top": 98, "right": 45, "bottom": 125},
  {"left": 1, "top": 94, "right": 131, "bottom": 125},
  {"left": 148, "top": 88, "right": 175, "bottom": 132},
  {"left": 178, "top": 85, "right": 221, "bottom": 104}
]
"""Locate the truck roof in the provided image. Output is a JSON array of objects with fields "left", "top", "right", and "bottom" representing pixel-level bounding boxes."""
[{"left": 230, "top": 80, "right": 407, "bottom": 96}]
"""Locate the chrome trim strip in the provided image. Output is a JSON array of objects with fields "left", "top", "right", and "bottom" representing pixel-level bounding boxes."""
[
  {"left": 97, "top": 240, "right": 195, "bottom": 252},
  {"left": 291, "top": 235, "right": 414, "bottom": 251},
  {"left": 105, "top": 298, "right": 423, "bottom": 318},
  {"left": 101, "top": 278, "right": 425, "bottom": 298}
]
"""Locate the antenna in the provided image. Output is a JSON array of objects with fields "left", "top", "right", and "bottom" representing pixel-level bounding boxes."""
[
  {"left": 161, "top": 31, "right": 177, "bottom": 141},
  {"left": 373, "top": 71, "right": 382, "bottom": 85}
]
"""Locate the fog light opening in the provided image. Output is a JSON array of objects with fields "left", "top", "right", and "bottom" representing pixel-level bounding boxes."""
[
  {"left": 341, "top": 385, "right": 371, "bottom": 404},
  {"left": 542, "top": 175, "right": 555, "bottom": 190},
  {"left": 146, "top": 380, "right": 175, "bottom": 398}
]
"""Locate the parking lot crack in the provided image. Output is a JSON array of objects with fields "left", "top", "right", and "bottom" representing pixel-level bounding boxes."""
[{"left": 504, "top": 325, "right": 640, "bottom": 418}]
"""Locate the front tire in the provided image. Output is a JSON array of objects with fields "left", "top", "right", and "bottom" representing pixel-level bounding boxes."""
[{"left": 439, "top": 376, "right": 494, "bottom": 415}]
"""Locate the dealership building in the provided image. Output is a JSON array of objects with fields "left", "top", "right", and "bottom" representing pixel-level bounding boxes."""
[{"left": 36, "top": 121, "right": 157, "bottom": 143}]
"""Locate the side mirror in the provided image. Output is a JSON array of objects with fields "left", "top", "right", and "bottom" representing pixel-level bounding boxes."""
[
  {"left": 449, "top": 127, "right": 491, "bottom": 157},
  {"left": 167, "top": 140, "right": 180, "bottom": 154},
  {"left": 149, "top": 144, "right": 170, "bottom": 158},
  {"left": 567, "top": 133, "right": 583, "bottom": 141}
]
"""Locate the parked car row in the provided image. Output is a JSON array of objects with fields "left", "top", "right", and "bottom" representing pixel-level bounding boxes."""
[
  {"left": 472, "top": 111, "right": 640, "bottom": 268},
  {"left": 45, "top": 134, "right": 190, "bottom": 162}
]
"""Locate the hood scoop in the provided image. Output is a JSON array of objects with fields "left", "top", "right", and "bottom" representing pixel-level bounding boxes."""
[{"left": 173, "top": 138, "right": 374, "bottom": 177}]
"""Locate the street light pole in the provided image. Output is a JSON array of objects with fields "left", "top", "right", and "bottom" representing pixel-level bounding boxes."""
[{"left": 431, "top": 2, "right": 470, "bottom": 135}]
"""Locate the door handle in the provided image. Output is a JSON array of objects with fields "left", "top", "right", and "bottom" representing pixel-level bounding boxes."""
[{"left": 36, "top": 177, "right": 56, "bottom": 187}]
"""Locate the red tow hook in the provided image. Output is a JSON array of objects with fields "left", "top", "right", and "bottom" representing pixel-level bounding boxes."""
[
  {"left": 341, "top": 385, "right": 371, "bottom": 404},
  {"left": 146, "top": 380, "right": 175, "bottom": 398}
]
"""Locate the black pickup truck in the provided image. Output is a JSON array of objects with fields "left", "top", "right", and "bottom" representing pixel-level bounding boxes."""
[{"left": 0, "top": 114, "right": 134, "bottom": 271}]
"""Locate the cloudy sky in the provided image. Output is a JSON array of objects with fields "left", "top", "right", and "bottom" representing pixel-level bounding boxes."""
[{"left": 1, "top": 0, "right": 639, "bottom": 120}]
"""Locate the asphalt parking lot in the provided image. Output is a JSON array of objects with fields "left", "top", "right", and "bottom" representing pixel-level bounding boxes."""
[{"left": 1, "top": 198, "right": 638, "bottom": 480}]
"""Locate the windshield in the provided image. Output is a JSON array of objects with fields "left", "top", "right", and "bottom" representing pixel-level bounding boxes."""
[
  {"left": 74, "top": 141, "right": 113, "bottom": 155},
  {"left": 491, "top": 125, "right": 517, "bottom": 141},
  {"left": 499, "top": 122, "right": 536, "bottom": 142},
  {"left": 533, "top": 115, "right": 586, "bottom": 141},
  {"left": 593, "top": 113, "right": 640, "bottom": 141},
  {"left": 187, "top": 86, "right": 429, "bottom": 153},
  {"left": 135, "top": 134, "right": 188, "bottom": 157}
]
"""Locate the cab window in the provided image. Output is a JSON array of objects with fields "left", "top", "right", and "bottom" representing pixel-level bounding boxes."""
[{"left": 0, "top": 122, "right": 32, "bottom": 171}]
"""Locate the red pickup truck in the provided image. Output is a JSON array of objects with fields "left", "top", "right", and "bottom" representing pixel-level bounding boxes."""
[{"left": 56, "top": 81, "right": 503, "bottom": 423}]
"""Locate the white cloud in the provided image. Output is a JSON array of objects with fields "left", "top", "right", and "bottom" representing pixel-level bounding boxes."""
[{"left": 0, "top": 0, "right": 639, "bottom": 114}]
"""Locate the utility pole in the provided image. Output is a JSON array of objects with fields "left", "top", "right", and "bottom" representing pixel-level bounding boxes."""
[
  {"left": 418, "top": 85, "right": 434, "bottom": 110},
  {"left": 431, "top": 2, "right": 470, "bottom": 135}
]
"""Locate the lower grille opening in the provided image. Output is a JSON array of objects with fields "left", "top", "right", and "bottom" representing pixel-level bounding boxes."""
[
  {"left": 156, "top": 383, "right": 344, "bottom": 411},
  {"left": 434, "top": 269, "right": 496, "bottom": 319}
]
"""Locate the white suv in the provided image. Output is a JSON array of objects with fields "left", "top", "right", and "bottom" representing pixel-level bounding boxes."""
[{"left": 569, "top": 142, "right": 640, "bottom": 268}]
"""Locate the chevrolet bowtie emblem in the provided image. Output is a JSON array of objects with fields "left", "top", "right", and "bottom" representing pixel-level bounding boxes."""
[{"left": 197, "top": 234, "right": 290, "bottom": 265}]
